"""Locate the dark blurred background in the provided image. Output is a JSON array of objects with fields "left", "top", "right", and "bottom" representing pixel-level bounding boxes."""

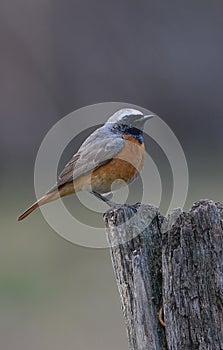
[{"left": 1, "top": 0, "right": 223, "bottom": 349}]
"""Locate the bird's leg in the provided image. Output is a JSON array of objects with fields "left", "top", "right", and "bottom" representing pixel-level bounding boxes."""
[{"left": 90, "top": 191, "right": 118, "bottom": 207}]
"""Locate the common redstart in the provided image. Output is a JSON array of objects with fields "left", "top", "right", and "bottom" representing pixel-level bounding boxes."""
[{"left": 18, "top": 108, "right": 154, "bottom": 221}]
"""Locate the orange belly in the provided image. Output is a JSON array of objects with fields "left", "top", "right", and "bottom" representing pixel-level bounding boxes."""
[{"left": 59, "top": 135, "right": 145, "bottom": 196}]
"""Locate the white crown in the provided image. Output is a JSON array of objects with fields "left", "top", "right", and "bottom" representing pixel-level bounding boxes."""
[{"left": 106, "top": 108, "right": 143, "bottom": 123}]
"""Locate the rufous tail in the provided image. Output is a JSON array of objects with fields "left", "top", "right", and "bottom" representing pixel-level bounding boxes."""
[
  {"left": 18, "top": 191, "right": 59, "bottom": 221},
  {"left": 18, "top": 201, "right": 40, "bottom": 221}
]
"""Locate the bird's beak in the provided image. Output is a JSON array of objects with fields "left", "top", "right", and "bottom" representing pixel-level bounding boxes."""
[
  {"left": 143, "top": 114, "right": 155, "bottom": 120},
  {"left": 133, "top": 113, "right": 155, "bottom": 130}
]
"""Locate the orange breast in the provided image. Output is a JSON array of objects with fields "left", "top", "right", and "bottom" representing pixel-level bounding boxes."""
[
  {"left": 87, "top": 135, "right": 145, "bottom": 193},
  {"left": 59, "top": 135, "right": 145, "bottom": 196}
]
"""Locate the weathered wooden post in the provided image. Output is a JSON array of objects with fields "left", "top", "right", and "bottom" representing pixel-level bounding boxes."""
[{"left": 104, "top": 200, "right": 223, "bottom": 350}]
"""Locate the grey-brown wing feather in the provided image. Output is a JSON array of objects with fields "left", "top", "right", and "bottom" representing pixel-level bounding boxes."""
[{"left": 48, "top": 128, "right": 124, "bottom": 193}]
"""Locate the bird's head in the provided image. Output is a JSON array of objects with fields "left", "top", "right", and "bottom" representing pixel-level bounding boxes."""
[{"left": 106, "top": 108, "right": 155, "bottom": 130}]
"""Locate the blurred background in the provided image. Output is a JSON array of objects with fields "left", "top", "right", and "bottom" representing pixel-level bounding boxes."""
[{"left": 1, "top": 0, "right": 223, "bottom": 349}]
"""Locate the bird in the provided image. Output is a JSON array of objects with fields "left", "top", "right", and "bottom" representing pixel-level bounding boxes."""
[{"left": 18, "top": 108, "right": 154, "bottom": 221}]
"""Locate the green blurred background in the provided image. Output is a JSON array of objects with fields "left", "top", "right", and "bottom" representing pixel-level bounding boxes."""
[{"left": 1, "top": 0, "right": 223, "bottom": 349}]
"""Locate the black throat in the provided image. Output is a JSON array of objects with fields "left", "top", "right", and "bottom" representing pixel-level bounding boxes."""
[{"left": 112, "top": 124, "right": 143, "bottom": 144}]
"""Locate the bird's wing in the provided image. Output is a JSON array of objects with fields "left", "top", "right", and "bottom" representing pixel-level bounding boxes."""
[{"left": 48, "top": 128, "right": 124, "bottom": 192}]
